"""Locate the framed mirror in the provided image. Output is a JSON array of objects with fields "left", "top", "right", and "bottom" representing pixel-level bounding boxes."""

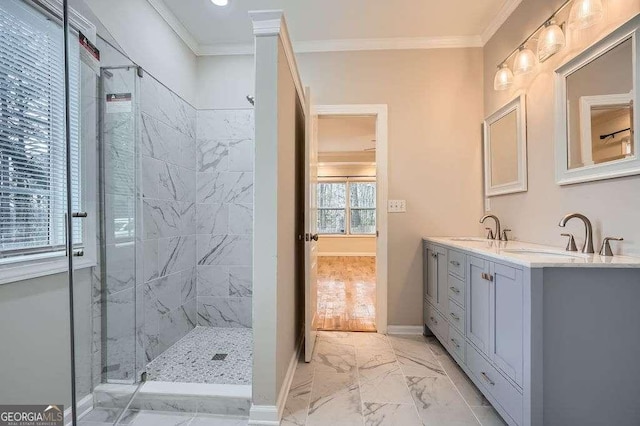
[
  {"left": 555, "top": 16, "right": 639, "bottom": 185},
  {"left": 483, "top": 94, "right": 528, "bottom": 196}
]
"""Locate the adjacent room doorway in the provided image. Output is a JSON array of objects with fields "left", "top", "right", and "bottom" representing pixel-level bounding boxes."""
[{"left": 313, "top": 105, "right": 388, "bottom": 333}]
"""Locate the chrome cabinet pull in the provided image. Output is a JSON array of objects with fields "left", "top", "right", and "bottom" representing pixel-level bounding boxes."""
[
  {"left": 449, "top": 286, "right": 460, "bottom": 294},
  {"left": 450, "top": 260, "right": 460, "bottom": 267},
  {"left": 431, "top": 252, "right": 438, "bottom": 259},
  {"left": 481, "top": 272, "right": 494, "bottom": 282},
  {"left": 481, "top": 372, "right": 495, "bottom": 386},
  {"left": 450, "top": 338, "right": 460, "bottom": 348},
  {"left": 449, "top": 312, "right": 460, "bottom": 321},
  {"left": 430, "top": 316, "right": 438, "bottom": 325},
  {"left": 72, "top": 212, "right": 88, "bottom": 218},
  {"left": 73, "top": 250, "right": 84, "bottom": 257}
]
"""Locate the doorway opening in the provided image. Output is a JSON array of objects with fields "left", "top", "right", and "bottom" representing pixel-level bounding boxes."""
[{"left": 313, "top": 112, "right": 382, "bottom": 332}]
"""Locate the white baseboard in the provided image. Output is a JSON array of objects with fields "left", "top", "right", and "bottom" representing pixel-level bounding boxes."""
[
  {"left": 64, "top": 394, "right": 93, "bottom": 426},
  {"left": 387, "top": 325, "right": 424, "bottom": 335},
  {"left": 248, "top": 405, "right": 279, "bottom": 425},
  {"left": 249, "top": 331, "right": 303, "bottom": 425},
  {"left": 318, "top": 252, "right": 376, "bottom": 257}
]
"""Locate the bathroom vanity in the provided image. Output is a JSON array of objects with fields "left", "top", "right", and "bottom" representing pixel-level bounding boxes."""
[{"left": 422, "top": 237, "right": 640, "bottom": 426}]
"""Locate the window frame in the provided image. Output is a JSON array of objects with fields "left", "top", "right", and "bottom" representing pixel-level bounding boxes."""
[
  {"left": 0, "top": 0, "right": 97, "bottom": 284},
  {"left": 317, "top": 177, "right": 377, "bottom": 236}
]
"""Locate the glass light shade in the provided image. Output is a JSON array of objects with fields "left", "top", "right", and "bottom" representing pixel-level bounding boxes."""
[
  {"left": 537, "top": 22, "right": 566, "bottom": 62},
  {"left": 569, "top": 0, "right": 604, "bottom": 29},
  {"left": 513, "top": 47, "right": 537, "bottom": 75},
  {"left": 211, "top": 0, "right": 229, "bottom": 5},
  {"left": 494, "top": 65, "right": 514, "bottom": 91}
]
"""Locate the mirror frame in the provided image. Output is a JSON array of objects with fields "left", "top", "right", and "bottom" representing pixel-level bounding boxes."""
[
  {"left": 554, "top": 15, "right": 640, "bottom": 185},
  {"left": 483, "top": 94, "right": 528, "bottom": 197}
]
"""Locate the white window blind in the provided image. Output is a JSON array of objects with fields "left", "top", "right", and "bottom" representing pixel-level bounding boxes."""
[{"left": 0, "top": 0, "right": 82, "bottom": 258}]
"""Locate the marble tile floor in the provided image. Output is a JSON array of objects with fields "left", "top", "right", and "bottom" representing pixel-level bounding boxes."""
[
  {"left": 78, "top": 408, "right": 248, "bottom": 426},
  {"left": 146, "top": 326, "right": 252, "bottom": 385},
  {"left": 281, "top": 331, "right": 508, "bottom": 426}
]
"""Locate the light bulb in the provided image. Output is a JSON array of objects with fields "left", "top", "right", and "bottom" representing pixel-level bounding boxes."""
[
  {"left": 569, "top": 0, "right": 604, "bottom": 30},
  {"left": 513, "top": 46, "right": 537, "bottom": 75},
  {"left": 494, "top": 64, "right": 514, "bottom": 91},
  {"left": 537, "top": 21, "right": 566, "bottom": 62},
  {"left": 211, "top": 0, "right": 229, "bottom": 6}
]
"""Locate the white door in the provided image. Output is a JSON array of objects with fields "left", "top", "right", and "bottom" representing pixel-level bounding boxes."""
[{"left": 304, "top": 87, "right": 319, "bottom": 362}]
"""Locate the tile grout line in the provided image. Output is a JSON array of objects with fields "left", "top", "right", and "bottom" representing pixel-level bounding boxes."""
[
  {"left": 424, "top": 336, "right": 484, "bottom": 426},
  {"left": 386, "top": 334, "right": 425, "bottom": 424}
]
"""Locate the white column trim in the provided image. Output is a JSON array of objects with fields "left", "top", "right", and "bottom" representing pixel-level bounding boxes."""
[{"left": 250, "top": 10, "right": 306, "bottom": 107}]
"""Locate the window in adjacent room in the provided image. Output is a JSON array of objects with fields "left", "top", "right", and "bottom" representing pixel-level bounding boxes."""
[{"left": 317, "top": 180, "right": 376, "bottom": 235}]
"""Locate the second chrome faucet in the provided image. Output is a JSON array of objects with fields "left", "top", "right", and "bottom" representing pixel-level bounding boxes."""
[{"left": 480, "top": 214, "right": 511, "bottom": 241}]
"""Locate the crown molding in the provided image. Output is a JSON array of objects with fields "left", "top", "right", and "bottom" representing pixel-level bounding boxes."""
[
  {"left": 146, "top": 0, "right": 200, "bottom": 54},
  {"left": 197, "top": 35, "right": 482, "bottom": 56},
  {"left": 481, "top": 0, "right": 523, "bottom": 44}
]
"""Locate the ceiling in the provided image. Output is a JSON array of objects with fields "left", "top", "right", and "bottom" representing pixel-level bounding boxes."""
[
  {"left": 153, "top": 0, "right": 522, "bottom": 55},
  {"left": 319, "top": 116, "right": 377, "bottom": 153}
]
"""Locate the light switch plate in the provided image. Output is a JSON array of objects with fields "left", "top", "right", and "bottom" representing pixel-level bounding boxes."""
[
  {"left": 388, "top": 200, "right": 407, "bottom": 213},
  {"left": 485, "top": 198, "right": 491, "bottom": 212}
]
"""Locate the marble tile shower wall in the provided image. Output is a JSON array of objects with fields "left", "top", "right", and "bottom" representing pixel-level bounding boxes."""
[
  {"left": 195, "top": 110, "right": 254, "bottom": 328},
  {"left": 138, "top": 75, "right": 198, "bottom": 369}
]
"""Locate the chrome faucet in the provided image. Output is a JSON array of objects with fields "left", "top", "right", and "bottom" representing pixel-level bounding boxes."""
[
  {"left": 480, "top": 215, "right": 501, "bottom": 241},
  {"left": 558, "top": 213, "right": 595, "bottom": 254}
]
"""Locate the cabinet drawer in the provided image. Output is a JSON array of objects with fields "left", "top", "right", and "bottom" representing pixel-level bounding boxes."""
[
  {"left": 448, "top": 249, "right": 466, "bottom": 278},
  {"left": 448, "top": 325, "right": 465, "bottom": 363},
  {"left": 425, "top": 302, "right": 448, "bottom": 341},
  {"left": 448, "top": 274, "right": 465, "bottom": 306},
  {"left": 447, "top": 299, "right": 465, "bottom": 334},
  {"left": 467, "top": 344, "right": 522, "bottom": 426}
]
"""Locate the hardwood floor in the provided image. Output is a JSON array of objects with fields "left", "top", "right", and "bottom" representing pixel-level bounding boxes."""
[{"left": 314, "top": 256, "right": 377, "bottom": 332}]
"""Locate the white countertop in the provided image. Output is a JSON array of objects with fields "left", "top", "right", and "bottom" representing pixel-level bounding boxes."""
[{"left": 424, "top": 237, "right": 640, "bottom": 268}]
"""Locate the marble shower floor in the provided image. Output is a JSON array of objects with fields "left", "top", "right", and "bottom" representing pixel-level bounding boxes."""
[
  {"left": 145, "top": 326, "right": 252, "bottom": 385},
  {"left": 281, "top": 331, "right": 508, "bottom": 426}
]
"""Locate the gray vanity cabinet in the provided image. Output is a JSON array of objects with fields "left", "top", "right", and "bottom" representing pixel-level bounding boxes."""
[
  {"left": 490, "top": 262, "right": 524, "bottom": 387},
  {"left": 423, "top": 243, "right": 448, "bottom": 313},
  {"left": 466, "top": 255, "right": 491, "bottom": 355},
  {"left": 424, "top": 237, "right": 640, "bottom": 426}
]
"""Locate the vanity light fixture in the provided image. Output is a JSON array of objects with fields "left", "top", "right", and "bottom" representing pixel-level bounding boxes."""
[
  {"left": 513, "top": 46, "right": 537, "bottom": 75},
  {"left": 494, "top": 64, "right": 514, "bottom": 91},
  {"left": 569, "top": 0, "right": 604, "bottom": 29},
  {"left": 211, "top": 0, "right": 229, "bottom": 6},
  {"left": 538, "top": 20, "right": 566, "bottom": 62},
  {"left": 492, "top": 0, "right": 607, "bottom": 91}
]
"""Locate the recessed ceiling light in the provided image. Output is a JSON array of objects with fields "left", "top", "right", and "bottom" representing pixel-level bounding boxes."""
[{"left": 211, "top": 0, "right": 228, "bottom": 6}]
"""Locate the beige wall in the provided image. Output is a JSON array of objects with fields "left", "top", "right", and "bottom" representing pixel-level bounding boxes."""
[
  {"left": 200, "top": 48, "right": 484, "bottom": 326},
  {"left": 318, "top": 236, "right": 376, "bottom": 256},
  {"left": 299, "top": 49, "right": 485, "bottom": 325},
  {"left": 484, "top": 0, "right": 640, "bottom": 256},
  {"left": 275, "top": 39, "right": 300, "bottom": 400}
]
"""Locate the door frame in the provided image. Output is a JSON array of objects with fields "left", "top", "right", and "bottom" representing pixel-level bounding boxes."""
[{"left": 315, "top": 104, "right": 389, "bottom": 334}]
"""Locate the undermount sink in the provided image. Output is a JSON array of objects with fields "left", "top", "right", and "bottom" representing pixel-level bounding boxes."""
[
  {"left": 449, "top": 237, "right": 490, "bottom": 242},
  {"left": 501, "top": 248, "right": 588, "bottom": 259}
]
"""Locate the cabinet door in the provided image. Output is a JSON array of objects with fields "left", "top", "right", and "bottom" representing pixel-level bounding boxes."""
[
  {"left": 490, "top": 262, "right": 524, "bottom": 387},
  {"left": 424, "top": 244, "right": 438, "bottom": 305},
  {"left": 435, "top": 246, "right": 448, "bottom": 313},
  {"left": 466, "top": 256, "right": 491, "bottom": 355}
]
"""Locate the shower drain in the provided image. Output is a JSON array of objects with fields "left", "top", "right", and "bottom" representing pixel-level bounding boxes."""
[{"left": 212, "top": 353, "right": 228, "bottom": 361}]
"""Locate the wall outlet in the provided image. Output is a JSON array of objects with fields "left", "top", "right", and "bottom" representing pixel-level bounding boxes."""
[
  {"left": 388, "top": 200, "right": 407, "bottom": 213},
  {"left": 485, "top": 198, "right": 491, "bottom": 212}
]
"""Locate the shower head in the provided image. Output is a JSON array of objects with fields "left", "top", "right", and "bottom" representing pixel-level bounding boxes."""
[{"left": 246, "top": 95, "right": 255, "bottom": 106}]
